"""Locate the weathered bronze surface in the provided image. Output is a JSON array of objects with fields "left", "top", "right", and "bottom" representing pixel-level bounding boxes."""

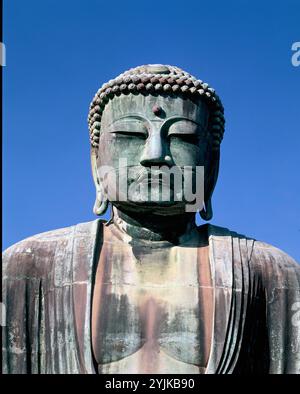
[{"left": 3, "top": 65, "right": 300, "bottom": 374}]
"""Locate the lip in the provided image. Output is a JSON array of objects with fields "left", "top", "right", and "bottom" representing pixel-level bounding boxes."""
[
  {"left": 140, "top": 178, "right": 171, "bottom": 187},
  {"left": 137, "top": 172, "right": 172, "bottom": 187},
  {"left": 147, "top": 180, "right": 168, "bottom": 188}
]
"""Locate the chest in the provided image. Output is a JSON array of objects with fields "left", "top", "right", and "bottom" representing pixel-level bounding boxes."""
[{"left": 91, "top": 242, "right": 213, "bottom": 373}]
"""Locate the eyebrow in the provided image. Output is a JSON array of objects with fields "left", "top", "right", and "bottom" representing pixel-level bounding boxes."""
[
  {"left": 108, "top": 115, "right": 147, "bottom": 127},
  {"left": 109, "top": 114, "right": 202, "bottom": 127}
]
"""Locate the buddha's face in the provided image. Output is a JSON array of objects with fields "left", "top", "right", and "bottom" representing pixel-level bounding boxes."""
[{"left": 96, "top": 93, "right": 212, "bottom": 215}]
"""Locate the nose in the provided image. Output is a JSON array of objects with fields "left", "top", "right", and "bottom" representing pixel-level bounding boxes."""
[{"left": 140, "top": 132, "right": 173, "bottom": 167}]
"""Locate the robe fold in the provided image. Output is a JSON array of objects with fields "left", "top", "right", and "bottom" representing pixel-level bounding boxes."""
[{"left": 2, "top": 219, "right": 300, "bottom": 374}]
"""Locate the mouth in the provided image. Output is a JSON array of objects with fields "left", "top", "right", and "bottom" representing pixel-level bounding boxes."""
[{"left": 136, "top": 172, "right": 173, "bottom": 188}]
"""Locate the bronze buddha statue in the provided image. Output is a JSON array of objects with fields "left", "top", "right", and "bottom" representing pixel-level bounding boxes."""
[{"left": 3, "top": 64, "right": 300, "bottom": 374}]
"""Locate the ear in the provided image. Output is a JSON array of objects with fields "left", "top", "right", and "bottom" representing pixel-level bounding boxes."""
[
  {"left": 91, "top": 150, "right": 108, "bottom": 216},
  {"left": 200, "top": 149, "right": 220, "bottom": 221}
]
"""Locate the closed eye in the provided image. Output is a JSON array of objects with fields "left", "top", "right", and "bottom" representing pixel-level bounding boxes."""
[
  {"left": 111, "top": 130, "right": 147, "bottom": 138},
  {"left": 168, "top": 133, "right": 199, "bottom": 144}
]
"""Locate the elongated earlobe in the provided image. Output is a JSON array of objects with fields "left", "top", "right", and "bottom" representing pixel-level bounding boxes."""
[
  {"left": 200, "top": 198, "right": 213, "bottom": 221},
  {"left": 91, "top": 150, "right": 109, "bottom": 216},
  {"left": 93, "top": 181, "right": 109, "bottom": 216},
  {"left": 93, "top": 193, "right": 108, "bottom": 216}
]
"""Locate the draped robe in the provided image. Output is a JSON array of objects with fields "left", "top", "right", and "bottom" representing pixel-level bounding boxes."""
[{"left": 2, "top": 219, "right": 300, "bottom": 374}]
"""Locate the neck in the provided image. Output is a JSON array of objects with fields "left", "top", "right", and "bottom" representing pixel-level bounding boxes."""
[{"left": 111, "top": 205, "right": 196, "bottom": 243}]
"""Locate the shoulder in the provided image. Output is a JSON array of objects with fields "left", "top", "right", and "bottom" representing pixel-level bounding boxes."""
[
  {"left": 3, "top": 219, "right": 102, "bottom": 279},
  {"left": 206, "top": 223, "right": 300, "bottom": 284},
  {"left": 250, "top": 239, "right": 300, "bottom": 287},
  {"left": 251, "top": 238, "right": 299, "bottom": 266}
]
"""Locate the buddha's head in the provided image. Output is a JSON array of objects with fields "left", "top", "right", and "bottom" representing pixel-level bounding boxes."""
[{"left": 88, "top": 65, "right": 225, "bottom": 221}]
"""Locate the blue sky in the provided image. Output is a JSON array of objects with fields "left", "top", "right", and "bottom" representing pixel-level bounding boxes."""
[{"left": 3, "top": 0, "right": 300, "bottom": 262}]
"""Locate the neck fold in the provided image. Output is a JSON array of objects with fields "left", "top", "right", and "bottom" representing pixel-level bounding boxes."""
[{"left": 110, "top": 205, "right": 197, "bottom": 243}]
